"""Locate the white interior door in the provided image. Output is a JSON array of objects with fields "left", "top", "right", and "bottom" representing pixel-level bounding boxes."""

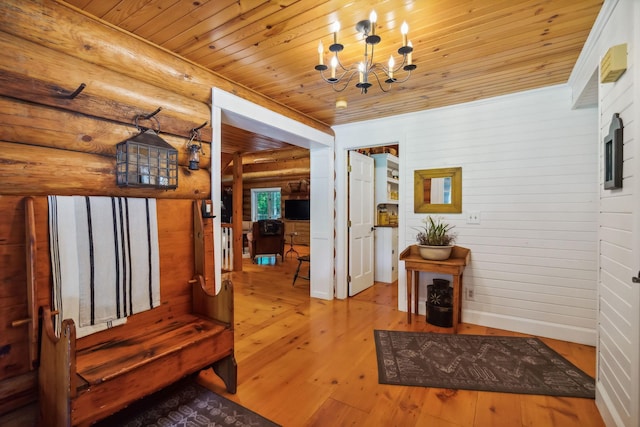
[{"left": 348, "top": 151, "right": 374, "bottom": 296}]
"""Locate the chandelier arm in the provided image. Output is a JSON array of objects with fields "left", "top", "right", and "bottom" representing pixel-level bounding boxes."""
[
  {"left": 336, "top": 55, "right": 355, "bottom": 73},
  {"left": 317, "top": 68, "right": 360, "bottom": 92},
  {"left": 329, "top": 70, "right": 360, "bottom": 92},
  {"left": 368, "top": 70, "right": 391, "bottom": 93},
  {"left": 389, "top": 69, "right": 413, "bottom": 84},
  {"left": 318, "top": 65, "right": 358, "bottom": 85},
  {"left": 317, "top": 69, "right": 335, "bottom": 84},
  {"left": 372, "top": 62, "right": 391, "bottom": 80},
  {"left": 393, "top": 54, "right": 408, "bottom": 73}
]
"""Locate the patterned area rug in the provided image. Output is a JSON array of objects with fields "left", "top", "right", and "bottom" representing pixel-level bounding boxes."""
[
  {"left": 374, "top": 330, "right": 595, "bottom": 398},
  {"left": 95, "top": 376, "right": 280, "bottom": 427}
]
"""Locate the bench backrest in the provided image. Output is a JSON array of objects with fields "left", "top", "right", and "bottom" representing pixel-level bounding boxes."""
[{"left": 0, "top": 196, "right": 203, "bottom": 356}]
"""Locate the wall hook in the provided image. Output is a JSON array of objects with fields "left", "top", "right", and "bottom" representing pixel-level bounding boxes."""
[
  {"left": 192, "top": 121, "right": 208, "bottom": 132},
  {"left": 60, "top": 82, "right": 86, "bottom": 99},
  {"left": 143, "top": 107, "right": 163, "bottom": 120}
]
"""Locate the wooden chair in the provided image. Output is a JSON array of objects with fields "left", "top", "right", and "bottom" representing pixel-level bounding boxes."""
[{"left": 247, "top": 220, "right": 285, "bottom": 262}]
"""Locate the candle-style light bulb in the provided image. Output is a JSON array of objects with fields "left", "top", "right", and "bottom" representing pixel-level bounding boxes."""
[
  {"left": 331, "top": 55, "right": 338, "bottom": 79},
  {"left": 388, "top": 56, "right": 395, "bottom": 79},
  {"left": 370, "top": 11, "right": 377, "bottom": 35},
  {"left": 332, "top": 21, "right": 340, "bottom": 44},
  {"left": 401, "top": 21, "right": 409, "bottom": 46},
  {"left": 358, "top": 62, "right": 365, "bottom": 83},
  {"left": 407, "top": 41, "right": 413, "bottom": 65},
  {"left": 318, "top": 41, "right": 324, "bottom": 65}
]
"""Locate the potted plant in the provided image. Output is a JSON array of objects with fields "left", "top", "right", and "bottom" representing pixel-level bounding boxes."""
[{"left": 415, "top": 216, "right": 456, "bottom": 260}]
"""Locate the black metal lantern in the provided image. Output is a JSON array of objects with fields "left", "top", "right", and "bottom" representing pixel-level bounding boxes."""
[
  {"left": 116, "top": 115, "right": 178, "bottom": 189},
  {"left": 188, "top": 143, "right": 201, "bottom": 170},
  {"left": 186, "top": 126, "right": 205, "bottom": 171}
]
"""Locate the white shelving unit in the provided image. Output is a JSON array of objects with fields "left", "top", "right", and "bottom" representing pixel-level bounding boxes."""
[
  {"left": 371, "top": 153, "right": 399, "bottom": 218},
  {"left": 371, "top": 153, "right": 399, "bottom": 283}
]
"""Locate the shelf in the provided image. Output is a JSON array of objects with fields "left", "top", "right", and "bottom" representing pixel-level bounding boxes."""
[{"left": 372, "top": 153, "right": 400, "bottom": 221}]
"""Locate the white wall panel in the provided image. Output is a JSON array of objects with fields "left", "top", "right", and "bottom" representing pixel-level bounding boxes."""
[
  {"left": 405, "top": 86, "right": 598, "bottom": 344},
  {"left": 335, "top": 84, "right": 599, "bottom": 346},
  {"left": 569, "top": 0, "right": 639, "bottom": 424}
]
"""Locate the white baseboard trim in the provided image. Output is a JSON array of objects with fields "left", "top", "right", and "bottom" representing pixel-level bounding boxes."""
[
  {"left": 311, "top": 290, "right": 333, "bottom": 300},
  {"left": 596, "top": 382, "right": 626, "bottom": 427},
  {"left": 463, "top": 310, "right": 596, "bottom": 346}
]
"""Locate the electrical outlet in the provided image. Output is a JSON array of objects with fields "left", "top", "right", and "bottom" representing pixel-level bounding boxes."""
[
  {"left": 466, "top": 288, "right": 475, "bottom": 300},
  {"left": 466, "top": 211, "right": 481, "bottom": 224}
]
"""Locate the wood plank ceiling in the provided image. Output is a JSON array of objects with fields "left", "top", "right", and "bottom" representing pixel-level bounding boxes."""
[{"left": 64, "top": 0, "right": 603, "bottom": 154}]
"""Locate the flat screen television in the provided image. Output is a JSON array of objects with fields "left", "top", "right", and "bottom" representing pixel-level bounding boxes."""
[{"left": 284, "top": 199, "right": 310, "bottom": 220}]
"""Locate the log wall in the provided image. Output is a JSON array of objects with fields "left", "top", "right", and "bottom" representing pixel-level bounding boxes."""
[{"left": 0, "top": 0, "right": 331, "bottom": 415}]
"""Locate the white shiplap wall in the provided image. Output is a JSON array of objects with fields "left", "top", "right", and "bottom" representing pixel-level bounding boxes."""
[
  {"left": 569, "top": 0, "right": 639, "bottom": 425},
  {"left": 405, "top": 86, "right": 599, "bottom": 345},
  {"left": 334, "top": 84, "right": 599, "bottom": 345}
]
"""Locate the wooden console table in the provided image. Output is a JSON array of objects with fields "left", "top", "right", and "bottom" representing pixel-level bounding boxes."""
[{"left": 399, "top": 245, "right": 470, "bottom": 332}]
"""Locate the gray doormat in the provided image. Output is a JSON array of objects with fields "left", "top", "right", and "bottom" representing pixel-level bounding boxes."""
[
  {"left": 95, "top": 376, "right": 280, "bottom": 426},
  {"left": 374, "top": 330, "right": 595, "bottom": 398}
]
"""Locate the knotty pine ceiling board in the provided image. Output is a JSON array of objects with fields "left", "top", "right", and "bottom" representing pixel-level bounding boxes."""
[{"left": 65, "top": 0, "right": 603, "bottom": 149}]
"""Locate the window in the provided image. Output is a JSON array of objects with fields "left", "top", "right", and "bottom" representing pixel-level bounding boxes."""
[{"left": 251, "top": 188, "right": 281, "bottom": 221}]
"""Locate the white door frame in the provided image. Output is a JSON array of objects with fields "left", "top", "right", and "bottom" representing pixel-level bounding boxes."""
[
  {"left": 211, "top": 88, "right": 334, "bottom": 299},
  {"left": 334, "top": 126, "right": 405, "bottom": 300}
]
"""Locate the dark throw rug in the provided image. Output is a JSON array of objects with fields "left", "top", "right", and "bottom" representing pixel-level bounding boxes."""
[
  {"left": 95, "top": 376, "right": 280, "bottom": 427},
  {"left": 374, "top": 330, "right": 595, "bottom": 398}
]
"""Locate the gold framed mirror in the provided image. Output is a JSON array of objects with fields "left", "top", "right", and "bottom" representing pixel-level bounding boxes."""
[{"left": 414, "top": 167, "right": 462, "bottom": 213}]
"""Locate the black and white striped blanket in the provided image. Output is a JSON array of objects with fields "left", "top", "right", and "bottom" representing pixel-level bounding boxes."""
[{"left": 48, "top": 196, "right": 160, "bottom": 338}]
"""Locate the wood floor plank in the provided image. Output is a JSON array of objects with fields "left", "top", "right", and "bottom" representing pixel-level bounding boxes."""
[
  {"left": 421, "top": 388, "right": 478, "bottom": 426},
  {"left": 474, "top": 392, "right": 523, "bottom": 427},
  {"left": 203, "top": 249, "right": 605, "bottom": 427}
]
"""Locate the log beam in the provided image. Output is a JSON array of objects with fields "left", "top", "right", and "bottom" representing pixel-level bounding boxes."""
[
  {"left": 0, "top": 141, "right": 210, "bottom": 198},
  {"left": 0, "top": 32, "right": 212, "bottom": 143},
  {"left": 0, "top": 0, "right": 333, "bottom": 136},
  {"left": 0, "top": 97, "right": 212, "bottom": 169}
]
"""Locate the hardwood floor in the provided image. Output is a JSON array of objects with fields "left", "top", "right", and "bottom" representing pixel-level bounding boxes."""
[
  {"left": 199, "top": 247, "right": 605, "bottom": 427},
  {"left": 0, "top": 246, "right": 604, "bottom": 426}
]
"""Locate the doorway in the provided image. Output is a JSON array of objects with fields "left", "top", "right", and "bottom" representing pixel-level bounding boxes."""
[
  {"left": 211, "top": 88, "right": 334, "bottom": 300},
  {"left": 337, "top": 142, "right": 401, "bottom": 297}
]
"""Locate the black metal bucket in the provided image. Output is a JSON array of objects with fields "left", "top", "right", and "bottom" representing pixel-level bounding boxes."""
[
  {"left": 426, "top": 279, "right": 453, "bottom": 327},
  {"left": 426, "top": 302, "right": 453, "bottom": 327}
]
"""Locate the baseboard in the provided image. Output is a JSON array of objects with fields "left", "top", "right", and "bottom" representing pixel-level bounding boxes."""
[
  {"left": 463, "top": 309, "right": 596, "bottom": 346},
  {"left": 311, "top": 289, "right": 333, "bottom": 300},
  {"left": 596, "top": 382, "right": 626, "bottom": 427}
]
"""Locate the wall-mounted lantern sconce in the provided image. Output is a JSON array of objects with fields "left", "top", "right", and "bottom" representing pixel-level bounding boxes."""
[
  {"left": 116, "top": 112, "right": 178, "bottom": 189},
  {"left": 186, "top": 122, "right": 207, "bottom": 171},
  {"left": 188, "top": 143, "right": 201, "bottom": 170}
]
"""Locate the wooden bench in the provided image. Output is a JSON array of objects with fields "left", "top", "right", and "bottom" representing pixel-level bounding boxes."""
[{"left": 23, "top": 198, "right": 237, "bottom": 426}]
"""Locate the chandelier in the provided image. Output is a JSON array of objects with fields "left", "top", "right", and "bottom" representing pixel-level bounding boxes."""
[{"left": 314, "top": 11, "right": 416, "bottom": 94}]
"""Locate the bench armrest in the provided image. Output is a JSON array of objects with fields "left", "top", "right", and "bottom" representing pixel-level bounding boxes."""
[
  {"left": 191, "top": 275, "right": 233, "bottom": 327},
  {"left": 39, "top": 306, "right": 76, "bottom": 426}
]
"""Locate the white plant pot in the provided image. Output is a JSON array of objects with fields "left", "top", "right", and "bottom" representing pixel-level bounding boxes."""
[{"left": 417, "top": 245, "right": 453, "bottom": 260}]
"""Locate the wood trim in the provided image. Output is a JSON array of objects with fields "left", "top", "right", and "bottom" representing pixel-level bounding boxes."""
[
  {"left": 23, "top": 197, "right": 38, "bottom": 371},
  {"left": 232, "top": 153, "right": 244, "bottom": 271}
]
